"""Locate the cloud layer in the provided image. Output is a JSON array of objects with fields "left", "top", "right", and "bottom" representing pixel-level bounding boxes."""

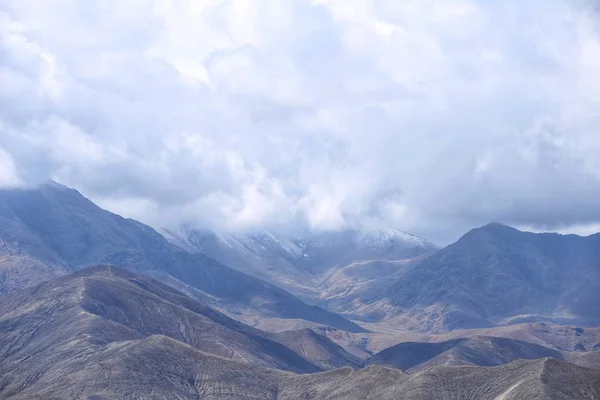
[{"left": 1, "top": 0, "right": 599, "bottom": 244}]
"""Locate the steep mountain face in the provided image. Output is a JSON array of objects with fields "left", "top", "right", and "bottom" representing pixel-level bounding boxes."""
[
  {"left": 297, "top": 228, "right": 437, "bottom": 272},
  {"left": 0, "top": 239, "right": 68, "bottom": 296},
  {"left": 0, "top": 182, "right": 363, "bottom": 333},
  {"left": 165, "top": 222, "right": 600, "bottom": 335},
  {"left": 356, "top": 223, "right": 600, "bottom": 332},
  {"left": 167, "top": 226, "right": 437, "bottom": 306},
  {"left": 163, "top": 228, "right": 319, "bottom": 299},
  {"left": 0, "top": 265, "right": 321, "bottom": 380},
  {"left": 1, "top": 183, "right": 599, "bottom": 398},
  {"left": 317, "top": 258, "right": 420, "bottom": 320}
]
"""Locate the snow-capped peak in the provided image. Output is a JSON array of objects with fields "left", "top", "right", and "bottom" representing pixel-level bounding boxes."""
[{"left": 356, "top": 228, "right": 434, "bottom": 249}]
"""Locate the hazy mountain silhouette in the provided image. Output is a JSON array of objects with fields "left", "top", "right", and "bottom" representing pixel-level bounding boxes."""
[
  {"left": 1, "top": 184, "right": 600, "bottom": 399},
  {"left": 166, "top": 226, "right": 437, "bottom": 308},
  {"left": 0, "top": 182, "right": 364, "bottom": 333},
  {"left": 355, "top": 223, "right": 600, "bottom": 332}
]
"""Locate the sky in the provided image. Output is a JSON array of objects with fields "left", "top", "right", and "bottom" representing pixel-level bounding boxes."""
[{"left": 1, "top": 0, "right": 599, "bottom": 245}]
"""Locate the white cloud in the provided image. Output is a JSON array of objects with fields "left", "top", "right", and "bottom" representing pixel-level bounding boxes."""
[
  {"left": 0, "top": 148, "right": 22, "bottom": 188},
  {"left": 0, "top": 0, "right": 599, "bottom": 243}
]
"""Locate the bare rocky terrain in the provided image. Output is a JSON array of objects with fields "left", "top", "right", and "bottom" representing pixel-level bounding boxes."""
[
  {"left": 1, "top": 182, "right": 600, "bottom": 398},
  {"left": 0, "top": 265, "right": 322, "bottom": 378},
  {"left": 169, "top": 221, "right": 600, "bottom": 337},
  {"left": 267, "top": 328, "right": 363, "bottom": 370},
  {"left": 2, "top": 265, "right": 599, "bottom": 399},
  {"left": 165, "top": 226, "right": 437, "bottom": 305},
  {"left": 3, "top": 333, "right": 599, "bottom": 400},
  {"left": 365, "top": 335, "right": 600, "bottom": 373},
  {"left": 306, "top": 321, "right": 600, "bottom": 359},
  {"left": 347, "top": 223, "right": 600, "bottom": 332},
  {"left": 0, "top": 182, "right": 363, "bottom": 333}
]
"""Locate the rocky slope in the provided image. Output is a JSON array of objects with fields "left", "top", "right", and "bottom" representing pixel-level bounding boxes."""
[
  {"left": 267, "top": 328, "right": 363, "bottom": 370},
  {"left": 167, "top": 226, "right": 437, "bottom": 308},
  {"left": 8, "top": 266, "right": 596, "bottom": 399},
  {"left": 163, "top": 228, "right": 320, "bottom": 299},
  {"left": 353, "top": 223, "right": 600, "bottom": 332},
  {"left": 366, "top": 335, "right": 580, "bottom": 372},
  {"left": 0, "top": 182, "right": 363, "bottom": 333},
  {"left": 173, "top": 222, "right": 600, "bottom": 336},
  {"left": 2, "top": 191, "right": 600, "bottom": 398},
  {"left": 3, "top": 336, "right": 599, "bottom": 400},
  {"left": 4, "top": 265, "right": 597, "bottom": 399},
  {"left": 0, "top": 265, "right": 322, "bottom": 379},
  {"left": 298, "top": 228, "right": 437, "bottom": 272},
  {"left": 284, "top": 321, "right": 600, "bottom": 364}
]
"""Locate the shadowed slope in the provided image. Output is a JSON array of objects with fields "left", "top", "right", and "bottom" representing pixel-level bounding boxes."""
[
  {"left": 268, "top": 328, "right": 363, "bottom": 370},
  {"left": 367, "top": 223, "right": 600, "bottom": 332},
  {"left": 0, "top": 264, "right": 320, "bottom": 396},
  {"left": 0, "top": 182, "right": 364, "bottom": 333},
  {"left": 366, "top": 335, "right": 566, "bottom": 372}
]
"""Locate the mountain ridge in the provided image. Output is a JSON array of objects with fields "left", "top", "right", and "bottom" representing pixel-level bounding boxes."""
[
  {"left": 0, "top": 182, "right": 364, "bottom": 333},
  {"left": 165, "top": 224, "right": 438, "bottom": 305},
  {"left": 345, "top": 222, "right": 600, "bottom": 332},
  {"left": 0, "top": 264, "right": 330, "bottom": 376}
]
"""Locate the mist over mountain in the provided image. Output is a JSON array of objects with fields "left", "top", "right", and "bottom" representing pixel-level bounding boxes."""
[
  {"left": 0, "top": 181, "right": 363, "bottom": 333},
  {"left": 2, "top": 0, "right": 600, "bottom": 397},
  {"left": 1, "top": 182, "right": 599, "bottom": 399},
  {"left": 166, "top": 219, "right": 600, "bottom": 336},
  {"left": 2, "top": 182, "right": 599, "bottom": 337},
  {"left": 373, "top": 223, "right": 600, "bottom": 332},
  {"left": 164, "top": 225, "right": 436, "bottom": 301}
]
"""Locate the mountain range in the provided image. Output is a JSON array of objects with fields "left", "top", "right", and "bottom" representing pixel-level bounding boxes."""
[
  {"left": 367, "top": 222, "right": 600, "bottom": 332},
  {"left": 162, "top": 225, "right": 437, "bottom": 301},
  {"left": 1, "top": 264, "right": 599, "bottom": 399},
  {"left": 167, "top": 219, "right": 600, "bottom": 334},
  {"left": 0, "top": 181, "right": 363, "bottom": 333},
  {"left": 0, "top": 181, "right": 599, "bottom": 399}
]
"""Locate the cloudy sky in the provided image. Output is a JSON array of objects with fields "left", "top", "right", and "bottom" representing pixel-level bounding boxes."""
[{"left": 1, "top": 0, "right": 599, "bottom": 244}]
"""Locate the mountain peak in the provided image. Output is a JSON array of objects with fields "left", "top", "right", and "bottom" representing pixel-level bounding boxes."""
[
  {"left": 356, "top": 228, "right": 436, "bottom": 249},
  {"left": 457, "top": 222, "right": 521, "bottom": 243},
  {"left": 37, "top": 179, "right": 85, "bottom": 198},
  {"left": 480, "top": 222, "right": 516, "bottom": 230},
  {"left": 42, "top": 179, "right": 68, "bottom": 189}
]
